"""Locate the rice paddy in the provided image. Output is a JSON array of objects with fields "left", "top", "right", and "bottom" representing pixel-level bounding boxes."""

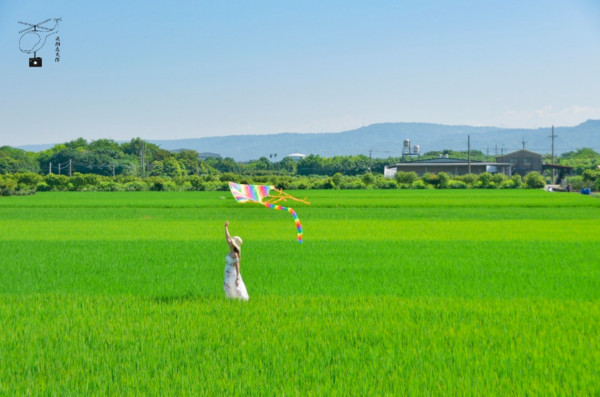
[{"left": 1, "top": 190, "right": 599, "bottom": 395}]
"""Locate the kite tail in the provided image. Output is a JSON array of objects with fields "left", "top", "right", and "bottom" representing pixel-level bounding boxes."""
[{"left": 264, "top": 203, "right": 303, "bottom": 243}]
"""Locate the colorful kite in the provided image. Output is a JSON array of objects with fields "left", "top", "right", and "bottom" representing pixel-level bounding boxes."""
[{"left": 228, "top": 182, "right": 310, "bottom": 243}]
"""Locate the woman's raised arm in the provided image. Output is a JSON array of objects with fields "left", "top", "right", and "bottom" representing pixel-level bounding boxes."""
[{"left": 225, "top": 221, "right": 231, "bottom": 243}]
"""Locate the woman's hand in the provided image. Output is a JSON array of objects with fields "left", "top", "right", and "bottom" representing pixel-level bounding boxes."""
[
  {"left": 225, "top": 221, "right": 229, "bottom": 227},
  {"left": 235, "top": 277, "right": 240, "bottom": 287}
]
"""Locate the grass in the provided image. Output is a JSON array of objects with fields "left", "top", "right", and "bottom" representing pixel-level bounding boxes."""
[{"left": 1, "top": 190, "right": 599, "bottom": 395}]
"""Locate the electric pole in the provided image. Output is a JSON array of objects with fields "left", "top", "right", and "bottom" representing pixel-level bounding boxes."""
[
  {"left": 468, "top": 135, "right": 471, "bottom": 174},
  {"left": 140, "top": 141, "right": 146, "bottom": 178},
  {"left": 549, "top": 125, "right": 557, "bottom": 183}
]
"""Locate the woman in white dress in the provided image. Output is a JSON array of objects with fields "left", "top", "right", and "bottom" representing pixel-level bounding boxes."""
[{"left": 223, "top": 221, "right": 249, "bottom": 300}]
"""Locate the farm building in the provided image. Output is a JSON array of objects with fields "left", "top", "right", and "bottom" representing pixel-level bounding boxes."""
[
  {"left": 384, "top": 157, "right": 512, "bottom": 178},
  {"left": 542, "top": 163, "right": 574, "bottom": 184},
  {"left": 496, "top": 150, "right": 543, "bottom": 176}
]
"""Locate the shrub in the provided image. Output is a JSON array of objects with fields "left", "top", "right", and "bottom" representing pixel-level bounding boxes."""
[
  {"left": 202, "top": 181, "right": 229, "bottom": 191},
  {"left": 70, "top": 172, "right": 101, "bottom": 191},
  {"left": 567, "top": 176, "right": 585, "bottom": 191},
  {"left": 331, "top": 173, "right": 343, "bottom": 188},
  {"left": 44, "top": 174, "right": 69, "bottom": 191},
  {"left": 421, "top": 172, "right": 439, "bottom": 186},
  {"left": 395, "top": 171, "right": 418, "bottom": 185},
  {"left": 582, "top": 169, "right": 599, "bottom": 183},
  {"left": 0, "top": 175, "right": 16, "bottom": 196},
  {"left": 340, "top": 180, "right": 366, "bottom": 189},
  {"left": 492, "top": 173, "right": 508, "bottom": 184},
  {"left": 362, "top": 173, "right": 375, "bottom": 186},
  {"left": 124, "top": 181, "right": 147, "bottom": 191},
  {"left": 499, "top": 179, "right": 517, "bottom": 189},
  {"left": 375, "top": 179, "right": 398, "bottom": 189},
  {"left": 524, "top": 172, "right": 546, "bottom": 189},
  {"left": 99, "top": 181, "right": 123, "bottom": 192},
  {"left": 448, "top": 180, "right": 467, "bottom": 189},
  {"left": 271, "top": 176, "right": 292, "bottom": 190},
  {"left": 478, "top": 172, "right": 493, "bottom": 188},
  {"left": 146, "top": 176, "right": 169, "bottom": 191},
  {"left": 456, "top": 173, "right": 478, "bottom": 186},
  {"left": 411, "top": 180, "right": 428, "bottom": 189},
  {"left": 322, "top": 178, "right": 336, "bottom": 189},
  {"left": 437, "top": 172, "right": 450, "bottom": 189},
  {"left": 188, "top": 175, "right": 205, "bottom": 191},
  {"left": 15, "top": 172, "right": 42, "bottom": 187},
  {"left": 511, "top": 174, "right": 523, "bottom": 188},
  {"left": 36, "top": 182, "right": 51, "bottom": 191},
  {"left": 289, "top": 179, "right": 312, "bottom": 190},
  {"left": 219, "top": 172, "right": 238, "bottom": 182}
]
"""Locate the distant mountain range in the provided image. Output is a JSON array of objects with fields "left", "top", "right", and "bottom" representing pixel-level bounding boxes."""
[{"left": 17, "top": 120, "right": 600, "bottom": 161}]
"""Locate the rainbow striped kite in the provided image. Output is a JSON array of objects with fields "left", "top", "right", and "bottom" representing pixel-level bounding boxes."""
[{"left": 228, "top": 182, "right": 310, "bottom": 243}]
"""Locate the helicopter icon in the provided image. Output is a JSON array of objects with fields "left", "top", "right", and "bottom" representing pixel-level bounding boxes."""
[{"left": 18, "top": 18, "right": 61, "bottom": 67}]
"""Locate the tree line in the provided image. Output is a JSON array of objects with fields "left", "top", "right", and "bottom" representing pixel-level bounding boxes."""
[{"left": 1, "top": 138, "right": 599, "bottom": 195}]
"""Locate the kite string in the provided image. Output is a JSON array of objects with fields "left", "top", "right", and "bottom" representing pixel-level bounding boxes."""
[{"left": 264, "top": 188, "right": 311, "bottom": 205}]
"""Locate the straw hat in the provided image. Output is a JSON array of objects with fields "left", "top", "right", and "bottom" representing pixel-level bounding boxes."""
[{"left": 231, "top": 236, "right": 243, "bottom": 251}]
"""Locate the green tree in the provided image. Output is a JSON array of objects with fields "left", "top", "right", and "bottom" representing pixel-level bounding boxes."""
[
  {"left": 176, "top": 150, "right": 201, "bottom": 175},
  {"left": 559, "top": 148, "right": 600, "bottom": 175},
  {"left": 297, "top": 155, "right": 325, "bottom": 175},
  {"left": 0, "top": 146, "right": 40, "bottom": 174}
]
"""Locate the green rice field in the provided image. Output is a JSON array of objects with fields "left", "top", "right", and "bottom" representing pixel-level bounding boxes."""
[{"left": 1, "top": 190, "right": 599, "bottom": 395}]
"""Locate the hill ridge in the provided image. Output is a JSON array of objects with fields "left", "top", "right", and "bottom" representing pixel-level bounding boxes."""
[{"left": 16, "top": 120, "right": 600, "bottom": 161}]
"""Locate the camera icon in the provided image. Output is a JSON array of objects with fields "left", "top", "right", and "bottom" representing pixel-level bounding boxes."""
[{"left": 29, "top": 57, "right": 42, "bottom": 67}]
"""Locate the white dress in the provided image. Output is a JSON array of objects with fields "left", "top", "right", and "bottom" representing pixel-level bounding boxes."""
[{"left": 223, "top": 254, "right": 249, "bottom": 300}]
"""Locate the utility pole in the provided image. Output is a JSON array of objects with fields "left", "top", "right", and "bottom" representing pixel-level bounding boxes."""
[
  {"left": 522, "top": 137, "right": 526, "bottom": 150},
  {"left": 58, "top": 163, "right": 61, "bottom": 175},
  {"left": 467, "top": 135, "right": 471, "bottom": 174},
  {"left": 49, "top": 162, "right": 52, "bottom": 174},
  {"left": 368, "top": 149, "right": 373, "bottom": 173},
  {"left": 140, "top": 141, "right": 145, "bottom": 178},
  {"left": 549, "top": 125, "right": 557, "bottom": 183},
  {"left": 69, "top": 159, "right": 72, "bottom": 177}
]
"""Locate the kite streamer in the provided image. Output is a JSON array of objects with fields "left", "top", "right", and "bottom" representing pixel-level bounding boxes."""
[
  {"left": 228, "top": 182, "right": 309, "bottom": 243},
  {"left": 263, "top": 203, "right": 303, "bottom": 243}
]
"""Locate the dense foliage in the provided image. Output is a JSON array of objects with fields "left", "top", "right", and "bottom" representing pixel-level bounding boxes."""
[{"left": 1, "top": 139, "right": 599, "bottom": 195}]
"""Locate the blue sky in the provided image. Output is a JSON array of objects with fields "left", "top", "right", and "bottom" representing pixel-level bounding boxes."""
[{"left": 1, "top": 0, "right": 600, "bottom": 146}]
